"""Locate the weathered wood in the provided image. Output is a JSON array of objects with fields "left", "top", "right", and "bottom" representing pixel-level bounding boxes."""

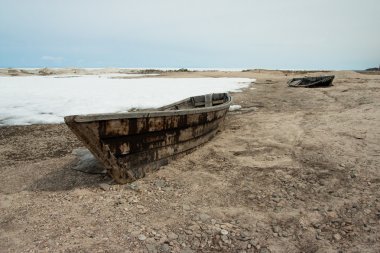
[
  {"left": 103, "top": 116, "right": 225, "bottom": 156},
  {"left": 65, "top": 93, "right": 231, "bottom": 184},
  {"left": 287, "top": 75, "right": 335, "bottom": 88}
]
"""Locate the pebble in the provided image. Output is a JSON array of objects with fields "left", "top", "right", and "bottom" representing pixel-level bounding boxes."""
[
  {"left": 333, "top": 233, "right": 342, "bottom": 241},
  {"left": 167, "top": 232, "right": 178, "bottom": 241},
  {"left": 99, "top": 183, "right": 110, "bottom": 191},
  {"left": 145, "top": 244, "right": 157, "bottom": 253},
  {"left": 220, "top": 229, "right": 228, "bottom": 235},
  {"left": 272, "top": 226, "right": 280, "bottom": 233},
  {"left": 154, "top": 179, "right": 166, "bottom": 188},
  {"left": 240, "top": 231, "right": 250, "bottom": 238},
  {"left": 183, "top": 204, "right": 191, "bottom": 211},
  {"left": 161, "top": 243, "right": 170, "bottom": 253},
  {"left": 221, "top": 235, "right": 229, "bottom": 243},
  {"left": 192, "top": 239, "right": 200, "bottom": 248},
  {"left": 199, "top": 213, "right": 210, "bottom": 222},
  {"left": 188, "top": 224, "right": 200, "bottom": 231},
  {"left": 259, "top": 248, "right": 271, "bottom": 253},
  {"left": 128, "top": 183, "right": 139, "bottom": 191},
  {"left": 138, "top": 234, "right": 147, "bottom": 241}
]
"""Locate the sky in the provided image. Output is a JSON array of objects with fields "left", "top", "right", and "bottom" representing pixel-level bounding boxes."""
[{"left": 0, "top": 0, "right": 379, "bottom": 70}]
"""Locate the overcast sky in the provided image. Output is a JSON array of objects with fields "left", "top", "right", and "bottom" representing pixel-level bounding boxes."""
[{"left": 0, "top": 0, "right": 379, "bottom": 69}]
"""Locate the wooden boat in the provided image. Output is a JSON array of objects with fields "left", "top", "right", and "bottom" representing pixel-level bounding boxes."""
[
  {"left": 64, "top": 93, "right": 232, "bottom": 184},
  {"left": 287, "top": 75, "right": 335, "bottom": 88}
]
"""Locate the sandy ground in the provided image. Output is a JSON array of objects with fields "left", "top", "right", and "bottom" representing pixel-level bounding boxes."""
[{"left": 0, "top": 70, "right": 379, "bottom": 253}]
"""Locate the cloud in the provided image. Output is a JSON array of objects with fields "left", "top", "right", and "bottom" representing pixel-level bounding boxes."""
[{"left": 41, "top": 56, "right": 64, "bottom": 62}]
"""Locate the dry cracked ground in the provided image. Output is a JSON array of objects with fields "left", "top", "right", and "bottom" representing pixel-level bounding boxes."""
[{"left": 0, "top": 70, "right": 380, "bottom": 253}]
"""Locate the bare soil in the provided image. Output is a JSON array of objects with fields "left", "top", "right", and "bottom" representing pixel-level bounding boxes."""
[{"left": 1, "top": 70, "right": 379, "bottom": 253}]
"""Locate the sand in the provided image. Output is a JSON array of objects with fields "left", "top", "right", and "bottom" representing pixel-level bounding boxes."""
[{"left": 0, "top": 69, "right": 379, "bottom": 252}]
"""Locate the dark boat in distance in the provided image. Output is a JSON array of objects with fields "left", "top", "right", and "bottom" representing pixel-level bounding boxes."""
[
  {"left": 287, "top": 75, "right": 335, "bottom": 88},
  {"left": 65, "top": 93, "right": 232, "bottom": 184}
]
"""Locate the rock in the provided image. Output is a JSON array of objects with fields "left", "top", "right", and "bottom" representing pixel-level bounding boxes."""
[
  {"left": 272, "top": 226, "right": 280, "bottom": 233},
  {"left": 236, "top": 241, "right": 249, "bottom": 249},
  {"left": 199, "top": 213, "right": 210, "bottom": 222},
  {"left": 182, "top": 204, "right": 191, "bottom": 211},
  {"left": 99, "top": 183, "right": 110, "bottom": 191},
  {"left": 72, "top": 148, "right": 106, "bottom": 174},
  {"left": 250, "top": 239, "right": 259, "bottom": 247},
  {"left": 259, "top": 248, "right": 271, "bottom": 253},
  {"left": 333, "top": 233, "right": 342, "bottom": 241},
  {"left": 240, "top": 231, "right": 250, "bottom": 238},
  {"left": 160, "top": 243, "right": 170, "bottom": 253},
  {"left": 192, "top": 239, "right": 200, "bottom": 249},
  {"left": 188, "top": 224, "right": 200, "bottom": 231},
  {"left": 220, "top": 229, "right": 228, "bottom": 235},
  {"left": 167, "top": 232, "right": 178, "bottom": 241},
  {"left": 221, "top": 235, "right": 229, "bottom": 243},
  {"left": 128, "top": 183, "right": 139, "bottom": 191},
  {"left": 154, "top": 179, "right": 167, "bottom": 188},
  {"left": 145, "top": 244, "right": 157, "bottom": 253},
  {"left": 138, "top": 234, "right": 147, "bottom": 241}
]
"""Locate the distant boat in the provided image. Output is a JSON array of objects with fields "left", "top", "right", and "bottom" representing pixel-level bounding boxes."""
[
  {"left": 287, "top": 75, "right": 335, "bottom": 87},
  {"left": 65, "top": 93, "right": 232, "bottom": 184}
]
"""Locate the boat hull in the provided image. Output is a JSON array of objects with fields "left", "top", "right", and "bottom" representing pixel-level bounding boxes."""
[
  {"left": 288, "top": 75, "right": 335, "bottom": 87},
  {"left": 65, "top": 93, "right": 231, "bottom": 183}
]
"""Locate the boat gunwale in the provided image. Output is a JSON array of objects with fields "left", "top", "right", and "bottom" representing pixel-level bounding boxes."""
[{"left": 65, "top": 94, "right": 232, "bottom": 123}]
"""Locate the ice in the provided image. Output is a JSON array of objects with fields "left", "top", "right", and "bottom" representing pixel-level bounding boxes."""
[
  {"left": 0, "top": 75, "right": 254, "bottom": 126},
  {"left": 229, "top": 105, "right": 242, "bottom": 111}
]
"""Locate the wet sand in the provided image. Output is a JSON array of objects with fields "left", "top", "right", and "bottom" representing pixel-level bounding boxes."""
[{"left": 1, "top": 70, "right": 379, "bottom": 252}]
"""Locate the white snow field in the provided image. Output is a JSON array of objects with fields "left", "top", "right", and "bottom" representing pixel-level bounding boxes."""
[{"left": 0, "top": 75, "right": 254, "bottom": 126}]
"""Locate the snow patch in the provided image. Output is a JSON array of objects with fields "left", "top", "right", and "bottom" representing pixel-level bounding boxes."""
[{"left": 0, "top": 76, "right": 254, "bottom": 126}]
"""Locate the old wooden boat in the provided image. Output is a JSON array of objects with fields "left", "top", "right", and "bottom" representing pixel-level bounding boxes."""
[
  {"left": 64, "top": 93, "right": 232, "bottom": 184},
  {"left": 287, "top": 75, "right": 335, "bottom": 88}
]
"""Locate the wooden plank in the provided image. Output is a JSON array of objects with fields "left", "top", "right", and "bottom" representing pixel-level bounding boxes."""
[
  {"left": 103, "top": 115, "right": 225, "bottom": 156},
  {"left": 115, "top": 127, "right": 220, "bottom": 180},
  {"left": 64, "top": 96, "right": 231, "bottom": 123},
  {"left": 100, "top": 110, "right": 227, "bottom": 138}
]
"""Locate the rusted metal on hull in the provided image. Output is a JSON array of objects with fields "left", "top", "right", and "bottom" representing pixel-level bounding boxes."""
[{"left": 64, "top": 93, "right": 231, "bottom": 184}]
